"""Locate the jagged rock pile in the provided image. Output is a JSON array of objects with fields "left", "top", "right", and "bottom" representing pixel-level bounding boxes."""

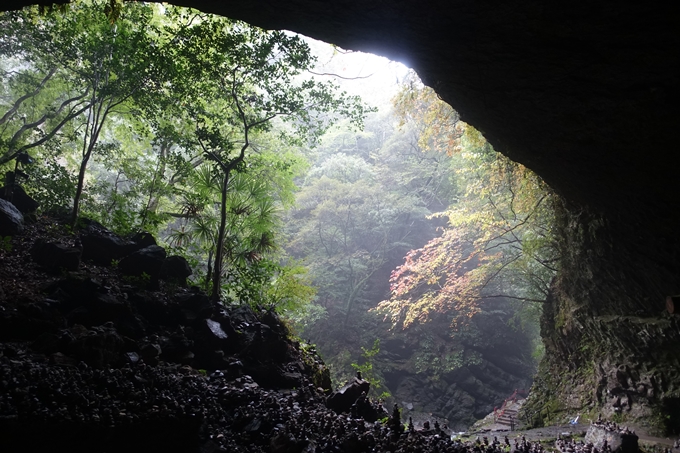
[
  {"left": 0, "top": 217, "right": 331, "bottom": 389},
  {"left": 556, "top": 435, "right": 608, "bottom": 453},
  {"left": 0, "top": 350, "right": 553, "bottom": 453},
  {"left": 0, "top": 354, "right": 327, "bottom": 452}
]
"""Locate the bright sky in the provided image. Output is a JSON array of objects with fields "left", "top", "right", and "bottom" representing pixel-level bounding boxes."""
[{"left": 302, "top": 36, "right": 413, "bottom": 107}]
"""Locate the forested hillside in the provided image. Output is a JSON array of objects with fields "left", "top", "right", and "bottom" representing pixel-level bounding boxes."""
[{"left": 284, "top": 72, "right": 557, "bottom": 428}]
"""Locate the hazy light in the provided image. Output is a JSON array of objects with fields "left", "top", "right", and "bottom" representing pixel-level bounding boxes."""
[{"left": 301, "top": 36, "right": 412, "bottom": 105}]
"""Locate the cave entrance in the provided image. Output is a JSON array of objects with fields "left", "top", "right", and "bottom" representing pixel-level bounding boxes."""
[{"left": 0, "top": 1, "right": 548, "bottom": 431}]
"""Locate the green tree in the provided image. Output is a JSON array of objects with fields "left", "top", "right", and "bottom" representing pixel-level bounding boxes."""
[
  {"left": 158, "top": 9, "right": 371, "bottom": 301},
  {"left": 0, "top": 2, "right": 165, "bottom": 226},
  {"left": 288, "top": 173, "right": 425, "bottom": 326},
  {"left": 0, "top": 15, "right": 91, "bottom": 167}
]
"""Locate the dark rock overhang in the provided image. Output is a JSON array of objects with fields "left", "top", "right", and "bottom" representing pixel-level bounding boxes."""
[{"left": 3, "top": 1, "right": 679, "bottom": 228}]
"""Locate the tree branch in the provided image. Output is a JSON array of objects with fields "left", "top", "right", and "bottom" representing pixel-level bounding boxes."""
[{"left": 0, "top": 67, "right": 57, "bottom": 126}]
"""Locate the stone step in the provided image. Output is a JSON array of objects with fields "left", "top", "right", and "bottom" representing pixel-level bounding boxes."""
[
  {"left": 497, "top": 417, "right": 517, "bottom": 426},
  {"left": 497, "top": 409, "right": 519, "bottom": 426}
]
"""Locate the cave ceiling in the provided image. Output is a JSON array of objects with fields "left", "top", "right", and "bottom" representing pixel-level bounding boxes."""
[{"left": 4, "top": 1, "right": 680, "bottom": 230}]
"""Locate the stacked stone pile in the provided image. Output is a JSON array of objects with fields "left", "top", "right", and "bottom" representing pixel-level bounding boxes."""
[{"left": 0, "top": 346, "right": 557, "bottom": 452}]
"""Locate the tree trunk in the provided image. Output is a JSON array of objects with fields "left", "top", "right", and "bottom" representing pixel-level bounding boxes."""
[
  {"left": 205, "top": 249, "right": 213, "bottom": 292},
  {"left": 140, "top": 142, "right": 169, "bottom": 229},
  {"left": 211, "top": 170, "right": 231, "bottom": 302},
  {"left": 71, "top": 145, "right": 94, "bottom": 228}
]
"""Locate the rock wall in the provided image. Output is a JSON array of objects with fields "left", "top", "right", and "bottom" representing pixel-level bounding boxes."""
[{"left": 522, "top": 200, "right": 680, "bottom": 433}]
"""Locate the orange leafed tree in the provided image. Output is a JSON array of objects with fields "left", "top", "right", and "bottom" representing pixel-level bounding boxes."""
[{"left": 376, "top": 77, "right": 558, "bottom": 331}]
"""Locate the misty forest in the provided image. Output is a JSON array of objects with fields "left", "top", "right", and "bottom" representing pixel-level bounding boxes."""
[{"left": 0, "top": 2, "right": 674, "bottom": 453}]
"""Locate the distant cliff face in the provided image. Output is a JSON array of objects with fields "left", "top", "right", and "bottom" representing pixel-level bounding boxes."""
[
  {"left": 3, "top": 0, "right": 680, "bottom": 431},
  {"left": 376, "top": 308, "right": 535, "bottom": 431}
]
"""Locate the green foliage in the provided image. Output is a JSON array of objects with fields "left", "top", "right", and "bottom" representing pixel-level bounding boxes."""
[
  {"left": 218, "top": 257, "right": 315, "bottom": 315},
  {"left": 288, "top": 302, "right": 329, "bottom": 332},
  {"left": 351, "top": 339, "right": 391, "bottom": 399},
  {"left": 392, "top": 71, "right": 463, "bottom": 156},
  {"left": 287, "top": 166, "right": 428, "bottom": 326},
  {"left": 283, "top": 76, "right": 468, "bottom": 400},
  {"left": 0, "top": 2, "right": 370, "bottom": 322},
  {"left": 0, "top": 1, "right": 165, "bottom": 226},
  {"left": 0, "top": 236, "right": 12, "bottom": 253},
  {"left": 147, "top": 8, "right": 373, "bottom": 300},
  {"left": 23, "top": 154, "right": 76, "bottom": 213},
  {"left": 266, "top": 261, "right": 317, "bottom": 313}
]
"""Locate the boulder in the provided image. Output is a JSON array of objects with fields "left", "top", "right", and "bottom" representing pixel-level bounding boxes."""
[
  {"left": 585, "top": 424, "right": 639, "bottom": 453},
  {"left": 161, "top": 255, "right": 192, "bottom": 285},
  {"left": 80, "top": 220, "right": 137, "bottom": 266},
  {"left": 196, "top": 318, "right": 233, "bottom": 348},
  {"left": 140, "top": 342, "right": 162, "bottom": 364},
  {"left": 205, "top": 318, "right": 229, "bottom": 341},
  {"left": 175, "top": 291, "right": 216, "bottom": 321},
  {"left": 129, "top": 231, "right": 157, "bottom": 248},
  {"left": 160, "top": 331, "right": 195, "bottom": 365},
  {"left": 70, "top": 324, "right": 125, "bottom": 368},
  {"left": 351, "top": 391, "right": 386, "bottom": 422},
  {"left": 0, "top": 198, "right": 23, "bottom": 236},
  {"left": 59, "top": 283, "right": 134, "bottom": 328},
  {"left": 0, "top": 184, "right": 39, "bottom": 214},
  {"left": 129, "top": 291, "right": 172, "bottom": 325},
  {"left": 230, "top": 305, "right": 260, "bottom": 327},
  {"left": 193, "top": 317, "right": 237, "bottom": 367},
  {"left": 46, "top": 276, "right": 105, "bottom": 311},
  {"left": 326, "top": 377, "right": 371, "bottom": 414},
  {"left": 30, "top": 239, "right": 81, "bottom": 271},
  {"left": 119, "top": 245, "right": 167, "bottom": 278},
  {"left": 237, "top": 318, "right": 290, "bottom": 365}
]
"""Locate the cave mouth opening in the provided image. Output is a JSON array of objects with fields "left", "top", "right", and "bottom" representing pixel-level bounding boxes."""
[
  {"left": 287, "top": 33, "right": 547, "bottom": 428},
  {"left": 0, "top": 0, "right": 548, "bottom": 429}
]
